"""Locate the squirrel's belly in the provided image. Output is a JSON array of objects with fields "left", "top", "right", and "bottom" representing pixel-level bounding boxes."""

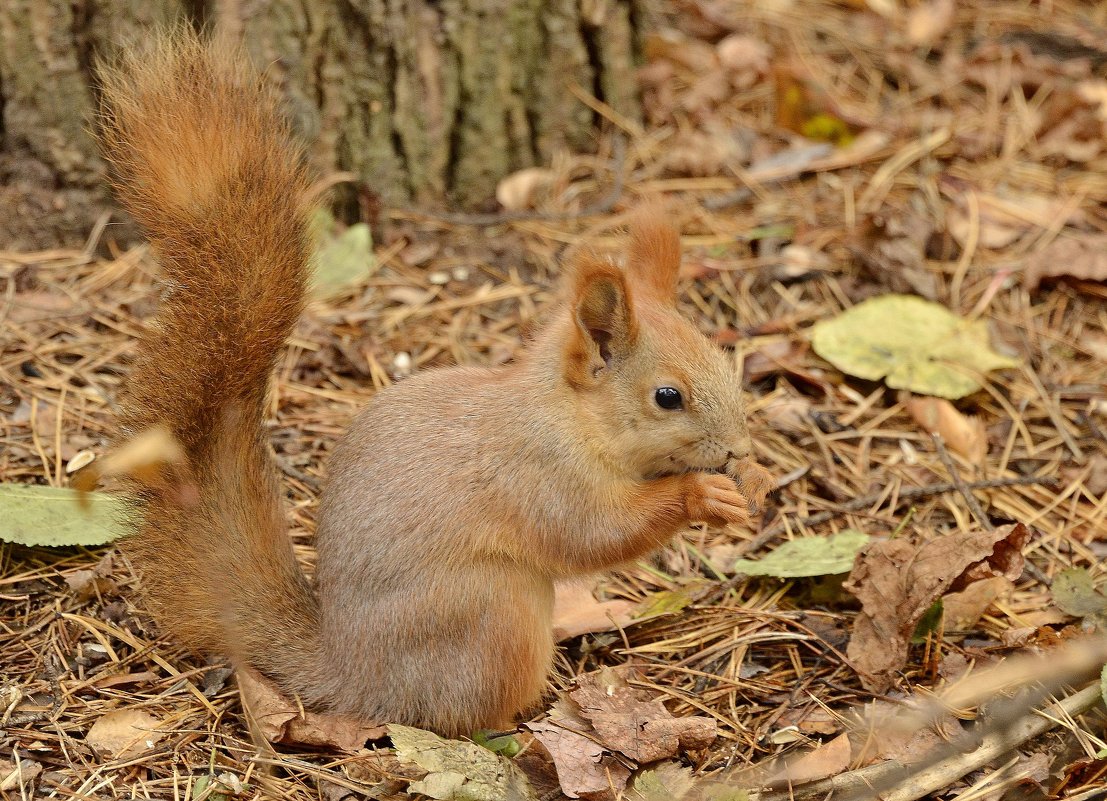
[{"left": 317, "top": 562, "right": 554, "bottom": 737}]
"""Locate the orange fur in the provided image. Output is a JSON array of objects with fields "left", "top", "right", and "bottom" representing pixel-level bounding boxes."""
[{"left": 102, "top": 30, "right": 760, "bottom": 738}]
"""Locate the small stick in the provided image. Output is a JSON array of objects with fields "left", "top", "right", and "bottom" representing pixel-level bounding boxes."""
[
  {"left": 931, "top": 433, "right": 993, "bottom": 532},
  {"left": 747, "top": 682, "right": 1103, "bottom": 801},
  {"left": 394, "top": 135, "right": 628, "bottom": 227},
  {"left": 744, "top": 474, "right": 1054, "bottom": 553}
]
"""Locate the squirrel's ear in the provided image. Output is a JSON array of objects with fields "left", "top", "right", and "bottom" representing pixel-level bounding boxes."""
[
  {"left": 626, "top": 208, "right": 681, "bottom": 303},
  {"left": 565, "top": 257, "right": 637, "bottom": 385}
]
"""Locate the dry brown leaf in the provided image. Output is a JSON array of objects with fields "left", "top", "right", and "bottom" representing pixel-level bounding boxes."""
[
  {"left": 844, "top": 523, "right": 1030, "bottom": 692},
  {"left": 852, "top": 700, "right": 963, "bottom": 766},
  {"left": 569, "top": 668, "right": 716, "bottom": 763},
  {"left": 72, "top": 424, "right": 187, "bottom": 503},
  {"left": 905, "top": 0, "right": 954, "bottom": 47},
  {"left": 85, "top": 708, "right": 167, "bottom": 759},
  {"left": 528, "top": 668, "right": 715, "bottom": 800},
  {"left": 904, "top": 396, "right": 987, "bottom": 462},
  {"left": 238, "top": 668, "right": 385, "bottom": 752},
  {"left": 945, "top": 186, "right": 1084, "bottom": 250},
  {"left": 715, "top": 34, "right": 771, "bottom": 88},
  {"left": 495, "top": 167, "right": 555, "bottom": 211},
  {"left": 766, "top": 733, "right": 851, "bottom": 786},
  {"left": 776, "top": 706, "right": 842, "bottom": 737},
  {"left": 0, "top": 759, "right": 43, "bottom": 793},
  {"left": 847, "top": 213, "right": 940, "bottom": 301},
  {"left": 943, "top": 575, "right": 1013, "bottom": 629},
  {"left": 65, "top": 552, "right": 117, "bottom": 601},
  {"left": 761, "top": 394, "right": 812, "bottom": 435},
  {"left": 553, "top": 581, "right": 638, "bottom": 642},
  {"left": 527, "top": 718, "right": 631, "bottom": 801},
  {"left": 1022, "top": 232, "right": 1107, "bottom": 289}
]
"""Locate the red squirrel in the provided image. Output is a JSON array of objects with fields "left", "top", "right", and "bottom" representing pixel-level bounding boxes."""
[{"left": 97, "top": 30, "right": 771, "bottom": 738}]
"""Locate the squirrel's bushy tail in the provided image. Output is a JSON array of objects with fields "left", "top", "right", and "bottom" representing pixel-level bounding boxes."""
[{"left": 98, "top": 29, "right": 324, "bottom": 700}]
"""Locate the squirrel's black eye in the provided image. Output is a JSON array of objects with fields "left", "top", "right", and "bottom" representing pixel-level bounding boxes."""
[{"left": 654, "top": 386, "right": 683, "bottom": 410}]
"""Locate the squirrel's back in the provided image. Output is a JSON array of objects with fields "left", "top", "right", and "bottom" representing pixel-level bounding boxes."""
[{"left": 98, "top": 29, "right": 324, "bottom": 699}]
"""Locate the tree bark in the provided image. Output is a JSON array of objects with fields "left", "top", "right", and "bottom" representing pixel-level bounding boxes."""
[{"left": 0, "top": 0, "right": 646, "bottom": 249}]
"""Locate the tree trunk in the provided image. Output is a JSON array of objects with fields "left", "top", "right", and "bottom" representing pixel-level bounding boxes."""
[{"left": 0, "top": 0, "right": 647, "bottom": 249}]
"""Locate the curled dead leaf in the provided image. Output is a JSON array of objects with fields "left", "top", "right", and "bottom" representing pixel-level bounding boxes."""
[
  {"left": 766, "top": 732, "right": 851, "bottom": 787},
  {"left": 1022, "top": 232, "right": 1107, "bottom": 290},
  {"left": 905, "top": 396, "right": 987, "bottom": 462},
  {"left": 238, "top": 667, "right": 385, "bottom": 752},
  {"left": 844, "top": 523, "right": 1030, "bottom": 692},
  {"left": 496, "top": 168, "right": 555, "bottom": 211},
  {"left": 86, "top": 708, "right": 167, "bottom": 759},
  {"left": 527, "top": 668, "right": 716, "bottom": 800},
  {"left": 552, "top": 581, "right": 638, "bottom": 642},
  {"left": 942, "top": 576, "right": 1013, "bottom": 629}
]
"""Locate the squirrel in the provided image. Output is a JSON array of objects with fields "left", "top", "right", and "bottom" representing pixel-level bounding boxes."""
[{"left": 97, "top": 30, "right": 772, "bottom": 738}]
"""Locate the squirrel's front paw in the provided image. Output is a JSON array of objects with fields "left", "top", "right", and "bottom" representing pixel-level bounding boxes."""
[
  {"left": 684, "top": 473, "right": 751, "bottom": 527},
  {"left": 725, "top": 457, "right": 774, "bottom": 514}
]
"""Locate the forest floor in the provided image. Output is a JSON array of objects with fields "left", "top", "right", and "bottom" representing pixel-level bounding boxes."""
[{"left": 4, "top": 1, "right": 1107, "bottom": 799}]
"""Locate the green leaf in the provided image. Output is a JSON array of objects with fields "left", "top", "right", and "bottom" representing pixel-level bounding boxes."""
[
  {"left": 473, "top": 730, "right": 522, "bottom": 758},
  {"left": 733, "top": 530, "right": 869, "bottom": 578},
  {"left": 636, "top": 583, "right": 706, "bottom": 619},
  {"left": 811, "top": 294, "right": 1018, "bottom": 399},
  {"left": 311, "top": 209, "right": 375, "bottom": 299},
  {"left": 632, "top": 763, "right": 696, "bottom": 801},
  {"left": 1052, "top": 568, "right": 1107, "bottom": 618},
  {"left": 0, "top": 484, "right": 130, "bottom": 547},
  {"left": 1100, "top": 664, "right": 1107, "bottom": 711},
  {"left": 390, "top": 725, "right": 535, "bottom": 801},
  {"left": 912, "top": 599, "right": 944, "bottom": 643}
]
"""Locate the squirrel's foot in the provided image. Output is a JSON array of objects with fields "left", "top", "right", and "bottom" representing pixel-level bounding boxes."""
[
  {"left": 725, "top": 456, "right": 775, "bottom": 514},
  {"left": 685, "top": 472, "right": 751, "bottom": 527}
]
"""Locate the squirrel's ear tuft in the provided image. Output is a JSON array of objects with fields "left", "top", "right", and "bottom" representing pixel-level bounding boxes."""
[
  {"left": 564, "top": 256, "right": 637, "bottom": 386},
  {"left": 626, "top": 207, "right": 681, "bottom": 303}
]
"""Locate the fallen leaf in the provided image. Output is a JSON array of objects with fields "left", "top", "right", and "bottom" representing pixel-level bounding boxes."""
[
  {"left": 715, "top": 35, "right": 771, "bottom": 89},
  {"left": 0, "top": 759, "right": 43, "bottom": 793},
  {"left": 811, "top": 294, "right": 1018, "bottom": 399},
  {"left": 552, "top": 581, "right": 637, "bottom": 642},
  {"left": 905, "top": 396, "right": 987, "bottom": 462},
  {"left": 844, "top": 523, "right": 1030, "bottom": 692},
  {"left": 496, "top": 167, "right": 555, "bottom": 211},
  {"left": 1051, "top": 567, "right": 1107, "bottom": 618},
  {"left": 761, "top": 394, "right": 812, "bottom": 435},
  {"left": 528, "top": 668, "right": 715, "bottom": 800},
  {"left": 637, "top": 586, "right": 699, "bottom": 619},
  {"left": 6, "top": 288, "right": 76, "bottom": 323},
  {"left": 851, "top": 700, "right": 963, "bottom": 765},
  {"left": 775, "top": 706, "right": 842, "bottom": 736},
  {"left": 570, "top": 669, "right": 716, "bottom": 763},
  {"left": 945, "top": 186, "right": 1084, "bottom": 251},
  {"left": 631, "top": 762, "right": 696, "bottom": 800},
  {"left": 311, "top": 209, "right": 376, "bottom": 300},
  {"left": 390, "top": 725, "right": 535, "bottom": 801},
  {"left": 847, "top": 213, "right": 940, "bottom": 301},
  {"left": 86, "top": 708, "right": 167, "bottom": 759},
  {"left": 905, "top": 0, "right": 954, "bottom": 46},
  {"left": 942, "top": 576, "right": 1013, "bottom": 629},
  {"left": 743, "top": 340, "right": 809, "bottom": 383},
  {"left": 65, "top": 552, "right": 117, "bottom": 601},
  {"left": 734, "top": 530, "right": 869, "bottom": 578},
  {"left": 0, "top": 484, "right": 130, "bottom": 547},
  {"left": 774, "top": 66, "right": 856, "bottom": 147},
  {"left": 528, "top": 713, "right": 631, "bottom": 800},
  {"left": 1022, "top": 232, "right": 1107, "bottom": 290},
  {"left": 238, "top": 668, "right": 385, "bottom": 752},
  {"left": 766, "top": 733, "right": 851, "bottom": 786}
]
